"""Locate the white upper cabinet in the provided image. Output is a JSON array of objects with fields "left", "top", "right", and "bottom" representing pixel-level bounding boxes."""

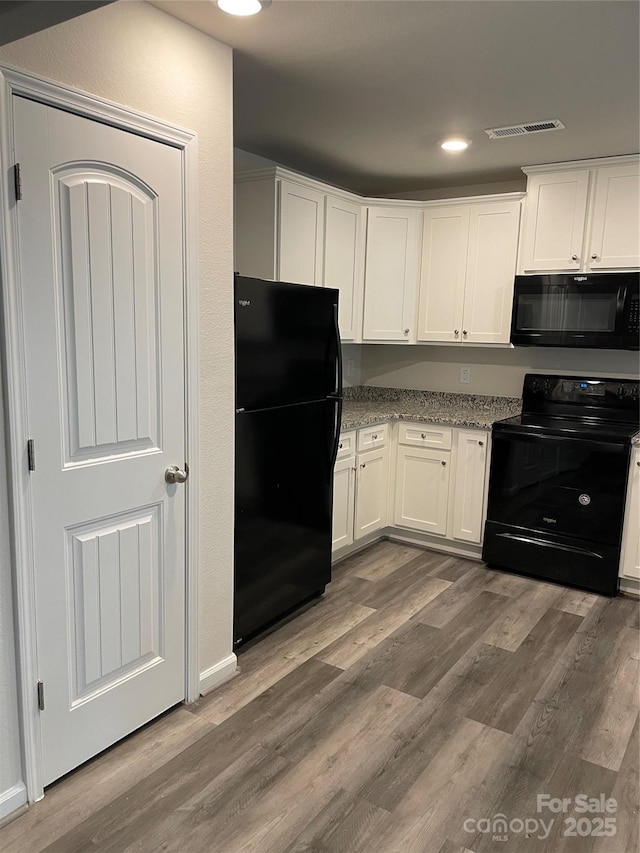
[
  {"left": 362, "top": 206, "right": 422, "bottom": 342},
  {"left": 519, "top": 156, "right": 640, "bottom": 273},
  {"left": 324, "top": 195, "right": 363, "bottom": 341},
  {"left": 278, "top": 179, "right": 325, "bottom": 286},
  {"left": 418, "top": 196, "right": 522, "bottom": 344},
  {"left": 589, "top": 163, "right": 640, "bottom": 270}
]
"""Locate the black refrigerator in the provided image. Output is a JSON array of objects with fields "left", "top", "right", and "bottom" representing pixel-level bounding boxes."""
[{"left": 234, "top": 275, "right": 342, "bottom": 647}]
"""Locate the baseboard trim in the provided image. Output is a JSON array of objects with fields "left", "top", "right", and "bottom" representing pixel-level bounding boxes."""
[
  {"left": 620, "top": 576, "right": 640, "bottom": 597},
  {"left": 198, "top": 653, "right": 238, "bottom": 696},
  {"left": 0, "top": 782, "right": 27, "bottom": 823},
  {"left": 385, "top": 529, "right": 483, "bottom": 561}
]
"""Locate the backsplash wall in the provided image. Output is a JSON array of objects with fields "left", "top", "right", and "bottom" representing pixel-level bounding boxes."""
[{"left": 359, "top": 345, "right": 640, "bottom": 398}]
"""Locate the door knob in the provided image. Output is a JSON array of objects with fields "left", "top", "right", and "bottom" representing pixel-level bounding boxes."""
[{"left": 165, "top": 465, "right": 189, "bottom": 484}]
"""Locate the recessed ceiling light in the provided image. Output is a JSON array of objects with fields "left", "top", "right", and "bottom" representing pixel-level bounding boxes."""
[
  {"left": 440, "top": 138, "right": 471, "bottom": 152},
  {"left": 217, "top": 0, "right": 271, "bottom": 16}
]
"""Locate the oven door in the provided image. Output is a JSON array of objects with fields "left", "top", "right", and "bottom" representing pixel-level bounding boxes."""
[
  {"left": 485, "top": 431, "right": 630, "bottom": 546},
  {"left": 510, "top": 274, "right": 633, "bottom": 348}
]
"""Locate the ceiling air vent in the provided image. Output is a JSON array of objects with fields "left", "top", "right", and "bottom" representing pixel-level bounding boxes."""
[{"left": 485, "top": 119, "right": 565, "bottom": 139}]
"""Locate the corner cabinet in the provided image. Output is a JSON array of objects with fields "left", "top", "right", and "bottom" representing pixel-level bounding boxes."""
[
  {"left": 620, "top": 447, "right": 640, "bottom": 586},
  {"left": 519, "top": 156, "right": 640, "bottom": 273},
  {"left": 417, "top": 196, "right": 523, "bottom": 345},
  {"left": 362, "top": 206, "right": 422, "bottom": 342},
  {"left": 234, "top": 168, "right": 363, "bottom": 340}
]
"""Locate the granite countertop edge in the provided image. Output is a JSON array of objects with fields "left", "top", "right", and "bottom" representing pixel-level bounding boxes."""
[{"left": 340, "top": 389, "right": 522, "bottom": 432}]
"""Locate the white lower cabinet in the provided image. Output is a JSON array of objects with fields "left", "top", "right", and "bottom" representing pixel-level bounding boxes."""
[
  {"left": 354, "top": 446, "right": 390, "bottom": 539},
  {"left": 451, "top": 430, "right": 488, "bottom": 544},
  {"left": 620, "top": 448, "right": 640, "bottom": 583},
  {"left": 332, "top": 455, "right": 356, "bottom": 551},
  {"left": 394, "top": 446, "right": 450, "bottom": 535}
]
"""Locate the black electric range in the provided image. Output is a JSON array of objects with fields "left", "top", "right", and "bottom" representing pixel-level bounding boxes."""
[{"left": 482, "top": 374, "right": 639, "bottom": 596}]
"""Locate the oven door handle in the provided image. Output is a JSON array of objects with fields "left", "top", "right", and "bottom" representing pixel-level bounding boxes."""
[{"left": 495, "top": 532, "right": 604, "bottom": 560}]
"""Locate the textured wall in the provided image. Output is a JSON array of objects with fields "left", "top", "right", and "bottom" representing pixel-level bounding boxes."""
[{"left": 0, "top": 0, "right": 235, "bottom": 807}]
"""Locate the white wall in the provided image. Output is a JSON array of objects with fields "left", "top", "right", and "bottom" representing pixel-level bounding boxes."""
[
  {"left": 361, "top": 345, "right": 640, "bottom": 398},
  {"left": 0, "top": 0, "right": 234, "bottom": 812}
]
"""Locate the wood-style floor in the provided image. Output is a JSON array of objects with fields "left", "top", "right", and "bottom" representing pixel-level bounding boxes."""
[{"left": 2, "top": 541, "right": 639, "bottom": 853}]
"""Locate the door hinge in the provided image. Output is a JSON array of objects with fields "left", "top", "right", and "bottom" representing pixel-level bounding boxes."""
[
  {"left": 37, "top": 680, "right": 45, "bottom": 711},
  {"left": 27, "top": 438, "right": 36, "bottom": 472},
  {"left": 13, "top": 163, "right": 22, "bottom": 201}
]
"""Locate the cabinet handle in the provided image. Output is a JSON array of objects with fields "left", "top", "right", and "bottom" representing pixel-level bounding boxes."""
[
  {"left": 463, "top": 330, "right": 468, "bottom": 337},
  {"left": 637, "top": 460, "right": 640, "bottom": 467},
  {"left": 404, "top": 328, "right": 410, "bottom": 336},
  {"left": 591, "top": 253, "right": 598, "bottom": 260},
  {"left": 441, "top": 460, "right": 446, "bottom": 466},
  {"left": 571, "top": 254, "right": 579, "bottom": 261},
  {"left": 454, "top": 329, "right": 459, "bottom": 337},
  {"left": 478, "top": 440, "right": 484, "bottom": 447},
  {"left": 338, "top": 443, "right": 343, "bottom": 449},
  {"left": 360, "top": 463, "right": 366, "bottom": 469},
  {"left": 372, "top": 434, "right": 378, "bottom": 440},
  {"left": 421, "top": 433, "right": 427, "bottom": 439}
]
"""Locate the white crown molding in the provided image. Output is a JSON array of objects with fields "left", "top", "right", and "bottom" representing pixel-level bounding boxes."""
[{"left": 522, "top": 153, "right": 639, "bottom": 175}]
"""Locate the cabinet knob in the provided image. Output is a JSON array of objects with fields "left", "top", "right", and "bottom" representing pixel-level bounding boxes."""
[
  {"left": 591, "top": 253, "right": 598, "bottom": 260},
  {"left": 454, "top": 329, "right": 459, "bottom": 337},
  {"left": 571, "top": 254, "right": 579, "bottom": 261},
  {"left": 637, "top": 460, "right": 640, "bottom": 467},
  {"left": 372, "top": 434, "right": 378, "bottom": 440},
  {"left": 338, "top": 443, "right": 343, "bottom": 449},
  {"left": 463, "top": 330, "right": 468, "bottom": 337},
  {"left": 478, "top": 440, "right": 484, "bottom": 447},
  {"left": 404, "top": 328, "right": 410, "bottom": 336},
  {"left": 421, "top": 433, "right": 427, "bottom": 439},
  {"left": 361, "top": 463, "right": 366, "bottom": 469},
  {"left": 441, "top": 460, "right": 446, "bottom": 466}
]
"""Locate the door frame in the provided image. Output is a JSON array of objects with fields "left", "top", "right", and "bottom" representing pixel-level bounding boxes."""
[{"left": 0, "top": 64, "right": 201, "bottom": 802}]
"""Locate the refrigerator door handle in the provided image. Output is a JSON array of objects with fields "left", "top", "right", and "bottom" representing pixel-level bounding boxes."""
[
  {"left": 332, "top": 303, "right": 343, "bottom": 397},
  {"left": 329, "top": 396, "right": 344, "bottom": 471}
]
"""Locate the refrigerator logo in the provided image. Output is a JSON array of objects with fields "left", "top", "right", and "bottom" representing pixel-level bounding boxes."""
[
  {"left": 579, "top": 494, "right": 591, "bottom": 506},
  {"left": 574, "top": 276, "right": 588, "bottom": 281},
  {"left": 542, "top": 517, "right": 557, "bottom": 524},
  {"left": 238, "top": 299, "right": 252, "bottom": 307}
]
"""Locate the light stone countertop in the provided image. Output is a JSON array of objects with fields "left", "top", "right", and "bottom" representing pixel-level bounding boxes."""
[{"left": 340, "top": 387, "right": 522, "bottom": 432}]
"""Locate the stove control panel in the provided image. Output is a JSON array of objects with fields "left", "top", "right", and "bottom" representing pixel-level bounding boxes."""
[{"left": 522, "top": 374, "right": 640, "bottom": 420}]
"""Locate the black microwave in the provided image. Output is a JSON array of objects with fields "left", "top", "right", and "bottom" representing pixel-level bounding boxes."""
[{"left": 510, "top": 273, "right": 639, "bottom": 350}]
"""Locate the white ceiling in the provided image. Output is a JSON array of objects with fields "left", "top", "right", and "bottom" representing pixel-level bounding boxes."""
[{"left": 154, "top": 0, "right": 639, "bottom": 195}]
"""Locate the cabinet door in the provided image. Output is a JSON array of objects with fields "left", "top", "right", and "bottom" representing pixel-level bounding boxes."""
[
  {"left": 324, "top": 195, "right": 362, "bottom": 340},
  {"left": 463, "top": 201, "right": 521, "bottom": 344},
  {"left": 588, "top": 163, "right": 640, "bottom": 270},
  {"left": 620, "top": 450, "right": 640, "bottom": 581},
  {"left": 354, "top": 446, "right": 389, "bottom": 539},
  {"left": 362, "top": 207, "right": 421, "bottom": 341},
  {"left": 393, "top": 446, "right": 450, "bottom": 535},
  {"left": 451, "top": 430, "right": 488, "bottom": 544},
  {"left": 520, "top": 170, "right": 590, "bottom": 272},
  {"left": 278, "top": 180, "right": 325, "bottom": 285},
  {"left": 417, "top": 206, "right": 469, "bottom": 342},
  {"left": 332, "top": 455, "right": 355, "bottom": 552}
]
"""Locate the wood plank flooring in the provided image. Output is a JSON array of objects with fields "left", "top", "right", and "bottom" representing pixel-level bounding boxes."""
[{"left": 2, "top": 540, "right": 638, "bottom": 853}]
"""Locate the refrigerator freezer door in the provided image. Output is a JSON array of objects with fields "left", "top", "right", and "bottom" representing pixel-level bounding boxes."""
[
  {"left": 235, "top": 276, "right": 340, "bottom": 411},
  {"left": 234, "top": 399, "right": 337, "bottom": 645}
]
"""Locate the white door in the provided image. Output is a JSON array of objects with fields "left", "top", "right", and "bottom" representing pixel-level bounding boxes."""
[
  {"left": 278, "top": 179, "right": 325, "bottom": 285},
  {"left": 14, "top": 97, "right": 187, "bottom": 785},
  {"left": 520, "top": 170, "right": 590, "bottom": 272},
  {"left": 324, "top": 195, "right": 362, "bottom": 340},
  {"left": 451, "top": 431, "right": 488, "bottom": 544},
  {"left": 417, "top": 205, "right": 469, "bottom": 343},
  {"left": 332, "top": 456, "right": 355, "bottom": 551},
  {"left": 463, "top": 201, "right": 521, "bottom": 344},
  {"left": 394, "top": 446, "right": 450, "bottom": 535},
  {"left": 354, "top": 447, "right": 389, "bottom": 539},
  {"left": 588, "top": 164, "right": 640, "bottom": 270},
  {"left": 362, "top": 207, "right": 421, "bottom": 341}
]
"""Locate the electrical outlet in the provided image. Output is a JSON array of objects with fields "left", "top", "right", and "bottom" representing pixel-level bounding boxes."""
[{"left": 460, "top": 366, "right": 471, "bottom": 384}]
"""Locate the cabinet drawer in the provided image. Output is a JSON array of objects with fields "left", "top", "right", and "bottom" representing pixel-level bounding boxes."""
[
  {"left": 336, "top": 431, "right": 356, "bottom": 460},
  {"left": 398, "top": 423, "right": 452, "bottom": 450},
  {"left": 357, "top": 423, "right": 388, "bottom": 452}
]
